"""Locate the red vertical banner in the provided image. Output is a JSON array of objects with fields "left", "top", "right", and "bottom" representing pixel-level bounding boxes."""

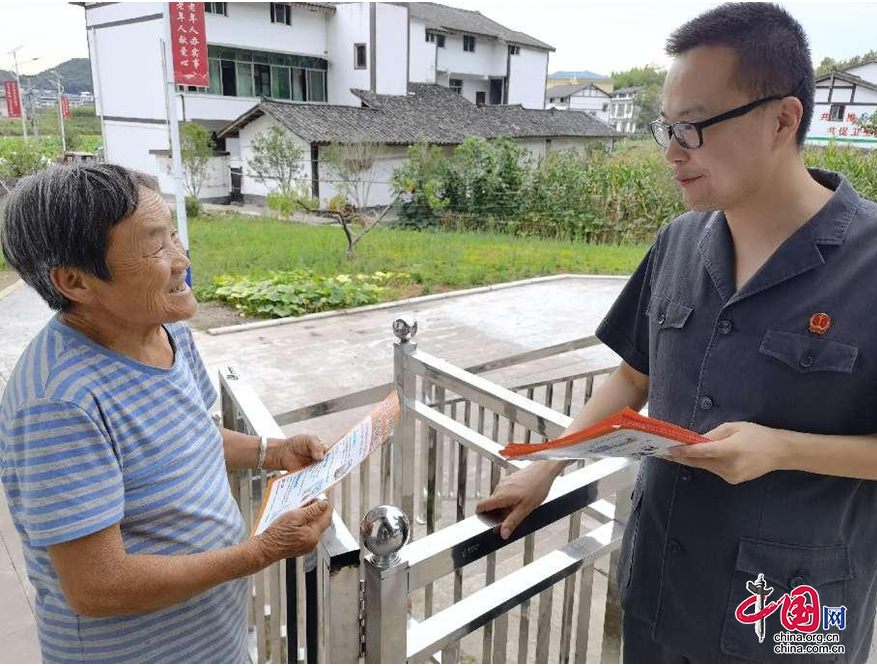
[
  {"left": 4, "top": 80, "right": 21, "bottom": 118},
  {"left": 60, "top": 94, "right": 70, "bottom": 119},
  {"left": 169, "top": 2, "right": 209, "bottom": 87}
]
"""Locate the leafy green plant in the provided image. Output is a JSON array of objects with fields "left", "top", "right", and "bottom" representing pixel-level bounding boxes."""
[
  {"left": 180, "top": 122, "right": 215, "bottom": 198},
  {"left": 804, "top": 142, "right": 877, "bottom": 201},
  {"left": 392, "top": 140, "right": 450, "bottom": 229},
  {"left": 247, "top": 125, "right": 306, "bottom": 199},
  {"left": 206, "top": 269, "right": 411, "bottom": 318},
  {"left": 266, "top": 183, "right": 317, "bottom": 220},
  {"left": 0, "top": 139, "right": 52, "bottom": 178},
  {"left": 185, "top": 195, "right": 201, "bottom": 218}
]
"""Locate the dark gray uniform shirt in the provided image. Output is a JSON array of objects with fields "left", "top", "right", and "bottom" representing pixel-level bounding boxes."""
[{"left": 596, "top": 169, "right": 877, "bottom": 663}]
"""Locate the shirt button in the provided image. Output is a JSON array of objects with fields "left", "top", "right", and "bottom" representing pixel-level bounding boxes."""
[
  {"left": 680, "top": 470, "right": 693, "bottom": 482},
  {"left": 699, "top": 396, "right": 714, "bottom": 411},
  {"left": 790, "top": 575, "right": 806, "bottom": 588},
  {"left": 668, "top": 539, "right": 684, "bottom": 554},
  {"left": 800, "top": 353, "right": 814, "bottom": 369},
  {"left": 657, "top": 313, "right": 666, "bottom": 325},
  {"left": 718, "top": 319, "right": 733, "bottom": 335}
]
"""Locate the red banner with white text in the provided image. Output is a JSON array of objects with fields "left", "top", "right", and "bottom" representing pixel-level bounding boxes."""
[
  {"left": 4, "top": 80, "right": 21, "bottom": 118},
  {"left": 169, "top": 2, "right": 209, "bottom": 87}
]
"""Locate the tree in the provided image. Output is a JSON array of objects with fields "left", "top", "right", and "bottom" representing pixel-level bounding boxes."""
[
  {"left": 856, "top": 111, "right": 877, "bottom": 135},
  {"left": 179, "top": 123, "right": 215, "bottom": 199},
  {"left": 321, "top": 141, "right": 388, "bottom": 210},
  {"left": 815, "top": 50, "right": 877, "bottom": 77},
  {"left": 304, "top": 141, "right": 398, "bottom": 259},
  {"left": 611, "top": 65, "right": 666, "bottom": 133},
  {"left": 246, "top": 124, "right": 306, "bottom": 199},
  {"left": 391, "top": 139, "right": 451, "bottom": 228},
  {"left": 634, "top": 83, "right": 663, "bottom": 131},
  {"left": 610, "top": 64, "right": 666, "bottom": 90}
]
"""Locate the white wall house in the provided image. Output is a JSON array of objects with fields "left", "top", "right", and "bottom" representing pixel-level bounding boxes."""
[
  {"left": 406, "top": 3, "right": 552, "bottom": 109},
  {"left": 609, "top": 86, "right": 642, "bottom": 134},
  {"left": 545, "top": 83, "right": 611, "bottom": 123},
  {"left": 81, "top": 1, "right": 562, "bottom": 202},
  {"left": 219, "top": 84, "right": 618, "bottom": 208},
  {"left": 808, "top": 61, "right": 877, "bottom": 150}
]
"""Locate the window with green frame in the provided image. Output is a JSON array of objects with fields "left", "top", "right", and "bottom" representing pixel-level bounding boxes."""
[{"left": 201, "top": 45, "right": 327, "bottom": 101}]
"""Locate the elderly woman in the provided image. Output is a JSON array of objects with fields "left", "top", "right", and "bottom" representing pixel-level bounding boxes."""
[{"left": 0, "top": 164, "right": 333, "bottom": 663}]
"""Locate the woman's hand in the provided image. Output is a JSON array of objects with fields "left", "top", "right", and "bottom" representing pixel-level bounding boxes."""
[
  {"left": 254, "top": 500, "right": 334, "bottom": 563},
  {"left": 265, "top": 434, "right": 329, "bottom": 472}
]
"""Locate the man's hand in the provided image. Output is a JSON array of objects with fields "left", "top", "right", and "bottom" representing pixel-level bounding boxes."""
[
  {"left": 265, "top": 434, "right": 328, "bottom": 472},
  {"left": 664, "top": 421, "right": 791, "bottom": 484},
  {"left": 475, "top": 462, "right": 560, "bottom": 540},
  {"left": 254, "top": 500, "right": 334, "bottom": 564}
]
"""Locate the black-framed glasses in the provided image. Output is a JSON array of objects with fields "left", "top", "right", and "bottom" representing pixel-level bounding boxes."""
[{"left": 649, "top": 82, "right": 802, "bottom": 150}]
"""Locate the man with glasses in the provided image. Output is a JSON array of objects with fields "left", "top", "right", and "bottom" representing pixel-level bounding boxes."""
[{"left": 478, "top": 3, "right": 877, "bottom": 662}]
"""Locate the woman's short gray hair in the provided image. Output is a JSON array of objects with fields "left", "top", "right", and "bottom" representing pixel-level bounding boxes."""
[{"left": 1, "top": 163, "right": 159, "bottom": 311}]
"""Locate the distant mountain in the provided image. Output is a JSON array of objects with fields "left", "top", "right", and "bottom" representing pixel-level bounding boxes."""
[{"left": 0, "top": 58, "right": 93, "bottom": 95}]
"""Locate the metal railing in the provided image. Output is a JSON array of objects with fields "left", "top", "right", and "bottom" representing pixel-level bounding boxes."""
[
  {"left": 219, "top": 319, "right": 631, "bottom": 663},
  {"left": 219, "top": 368, "right": 361, "bottom": 664}
]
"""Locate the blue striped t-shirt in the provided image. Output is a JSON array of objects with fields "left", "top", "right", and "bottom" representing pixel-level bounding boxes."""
[{"left": 0, "top": 315, "right": 248, "bottom": 663}]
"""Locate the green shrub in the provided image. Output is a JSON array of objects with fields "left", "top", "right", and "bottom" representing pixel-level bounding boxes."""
[
  {"left": 444, "top": 137, "right": 529, "bottom": 224},
  {"left": 0, "top": 139, "right": 55, "bottom": 177},
  {"left": 185, "top": 195, "right": 201, "bottom": 218},
  {"left": 804, "top": 142, "right": 877, "bottom": 201},
  {"left": 392, "top": 137, "right": 877, "bottom": 244},
  {"left": 206, "top": 269, "right": 411, "bottom": 318},
  {"left": 392, "top": 140, "right": 450, "bottom": 229}
]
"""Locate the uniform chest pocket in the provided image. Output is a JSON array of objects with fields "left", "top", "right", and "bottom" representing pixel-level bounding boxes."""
[
  {"left": 759, "top": 330, "right": 858, "bottom": 374},
  {"left": 646, "top": 296, "right": 693, "bottom": 330},
  {"left": 720, "top": 539, "right": 852, "bottom": 663}
]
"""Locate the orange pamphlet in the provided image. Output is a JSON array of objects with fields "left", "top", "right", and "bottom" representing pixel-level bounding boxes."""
[
  {"left": 500, "top": 407, "right": 709, "bottom": 461},
  {"left": 252, "top": 391, "right": 400, "bottom": 536}
]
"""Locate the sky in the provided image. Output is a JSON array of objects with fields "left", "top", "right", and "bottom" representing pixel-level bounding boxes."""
[{"left": 0, "top": 1, "right": 875, "bottom": 77}]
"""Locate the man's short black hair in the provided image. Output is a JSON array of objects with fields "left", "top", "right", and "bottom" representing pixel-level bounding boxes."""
[
  {"left": 666, "top": 2, "right": 814, "bottom": 147},
  {"left": 1, "top": 164, "right": 159, "bottom": 311}
]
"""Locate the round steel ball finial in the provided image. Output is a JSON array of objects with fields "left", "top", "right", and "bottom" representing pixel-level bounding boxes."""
[
  {"left": 392, "top": 318, "right": 418, "bottom": 343},
  {"left": 361, "top": 505, "right": 410, "bottom": 567}
]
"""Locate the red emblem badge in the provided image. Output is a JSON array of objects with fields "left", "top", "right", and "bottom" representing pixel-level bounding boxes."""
[{"left": 809, "top": 313, "right": 831, "bottom": 335}]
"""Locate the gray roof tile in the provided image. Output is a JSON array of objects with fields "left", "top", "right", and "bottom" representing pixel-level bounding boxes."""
[
  {"left": 219, "top": 83, "right": 619, "bottom": 144},
  {"left": 398, "top": 2, "right": 553, "bottom": 51}
]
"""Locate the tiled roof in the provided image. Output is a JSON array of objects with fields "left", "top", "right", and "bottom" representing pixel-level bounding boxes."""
[
  {"left": 549, "top": 70, "right": 610, "bottom": 80},
  {"left": 400, "top": 2, "right": 554, "bottom": 51},
  {"left": 546, "top": 83, "right": 610, "bottom": 98},
  {"left": 218, "top": 83, "right": 619, "bottom": 144}
]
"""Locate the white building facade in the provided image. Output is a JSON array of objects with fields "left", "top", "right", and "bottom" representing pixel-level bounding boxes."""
[
  {"left": 808, "top": 61, "right": 877, "bottom": 150},
  {"left": 609, "top": 86, "right": 641, "bottom": 134},
  {"left": 406, "top": 3, "right": 552, "bottom": 109},
  {"left": 545, "top": 83, "right": 611, "bottom": 123},
  {"left": 82, "top": 1, "right": 554, "bottom": 200}
]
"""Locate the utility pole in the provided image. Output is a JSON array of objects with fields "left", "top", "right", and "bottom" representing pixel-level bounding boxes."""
[
  {"left": 53, "top": 71, "right": 66, "bottom": 152},
  {"left": 9, "top": 46, "right": 28, "bottom": 142},
  {"left": 161, "top": 6, "right": 191, "bottom": 287}
]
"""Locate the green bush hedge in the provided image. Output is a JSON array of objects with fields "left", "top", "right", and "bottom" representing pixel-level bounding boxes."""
[{"left": 393, "top": 138, "right": 877, "bottom": 244}]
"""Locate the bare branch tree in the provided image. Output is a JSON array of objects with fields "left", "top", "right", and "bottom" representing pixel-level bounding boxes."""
[
  {"left": 297, "top": 141, "right": 397, "bottom": 258},
  {"left": 294, "top": 194, "right": 400, "bottom": 260}
]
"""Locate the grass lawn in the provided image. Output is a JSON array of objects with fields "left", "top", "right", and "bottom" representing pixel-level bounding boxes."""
[
  {"left": 0, "top": 106, "right": 101, "bottom": 137},
  {"left": 189, "top": 214, "right": 648, "bottom": 301}
]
